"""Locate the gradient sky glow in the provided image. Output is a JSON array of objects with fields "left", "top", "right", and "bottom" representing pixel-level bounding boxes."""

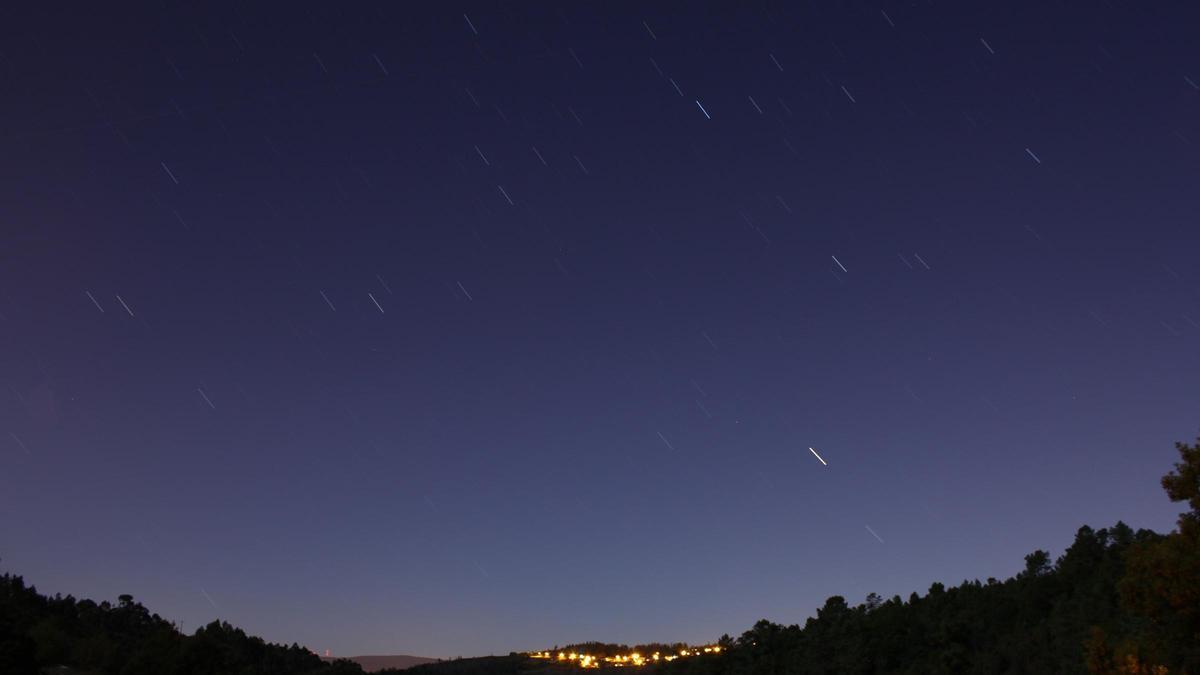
[{"left": 3, "top": 1, "right": 1199, "bottom": 659}]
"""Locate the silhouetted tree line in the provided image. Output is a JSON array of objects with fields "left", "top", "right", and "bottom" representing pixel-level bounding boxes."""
[
  {"left": 0, "top": 577, "right": 364, "bottom": 675},
  {"left": 3, "top": 437, "right": 1198, "bottom": 674},
  {"left": 651, "top": 437, "right": 1200, "bottom": 675}
]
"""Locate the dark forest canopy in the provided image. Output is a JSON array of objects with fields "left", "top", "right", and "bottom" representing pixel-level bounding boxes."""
[
  {"left": 0, "top": 576, "right": 365, "bottom": 675},
  {"left": 646, "top": 437, "right": 1200, "bottom": 675},
  {"left": 3, "top": 437, "right": 1199, "bottom": 675}
]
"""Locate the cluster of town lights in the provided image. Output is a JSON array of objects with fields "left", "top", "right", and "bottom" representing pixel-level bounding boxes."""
[{"left": 529, "top": 646, "right": 721, "bottom": 668}]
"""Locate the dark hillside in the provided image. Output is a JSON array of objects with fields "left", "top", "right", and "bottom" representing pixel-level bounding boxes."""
[{"left": 3, "top": 438, "right": 1198, "bottom": 674}]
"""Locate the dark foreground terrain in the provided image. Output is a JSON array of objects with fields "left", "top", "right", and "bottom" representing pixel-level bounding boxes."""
[
  {"left": 322, "top": 655, "right": 439, "bottom": 672},
  {"left": 3, "top": 437, "right": 1199, "bottom": 674}
]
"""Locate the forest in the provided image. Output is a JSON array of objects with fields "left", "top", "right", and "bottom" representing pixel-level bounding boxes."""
[
  {"left": 647, "top": 436, "right": 1200, "bottom": 675},
  {"left": 2, "top": 437, "right": 1198, "bottom": 674}
]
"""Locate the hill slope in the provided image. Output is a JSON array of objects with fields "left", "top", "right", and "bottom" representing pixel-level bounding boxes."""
[
  {"left": 3, "top": 438, "right": 1198, "bottom": 674},
  {"left": 323, "top": 655, "right": 438, "bottom": 672}
]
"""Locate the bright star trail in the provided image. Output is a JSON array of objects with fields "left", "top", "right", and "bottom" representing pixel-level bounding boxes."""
[{"left": 808, "top": 447, "right": 828, "bottom": 467}]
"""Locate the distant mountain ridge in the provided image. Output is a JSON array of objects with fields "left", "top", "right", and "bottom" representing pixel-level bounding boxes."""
[{"left": 321, "top": 655, "right": 438, "bottom": 672}]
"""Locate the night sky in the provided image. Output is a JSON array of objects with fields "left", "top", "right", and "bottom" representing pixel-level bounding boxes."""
[{"left": 3, "top": 1, "right": 1199, "bottom": 660}]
